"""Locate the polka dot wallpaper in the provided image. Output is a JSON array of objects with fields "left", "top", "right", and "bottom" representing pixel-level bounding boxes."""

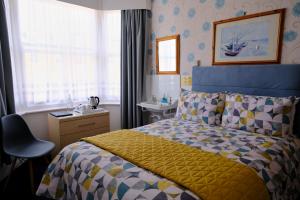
[{"left": 148, "top": 0, "right": 300, "bottom": 76}]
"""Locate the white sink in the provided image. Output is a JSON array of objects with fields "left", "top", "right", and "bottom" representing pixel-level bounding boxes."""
[{"left": 138, "top": 101, "right": 177, "bottom": 111}]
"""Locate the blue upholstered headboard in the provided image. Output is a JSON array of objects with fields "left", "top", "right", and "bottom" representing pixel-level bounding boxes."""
[{"left": 192, "top": 64, "right": 300, "bottom": 136}]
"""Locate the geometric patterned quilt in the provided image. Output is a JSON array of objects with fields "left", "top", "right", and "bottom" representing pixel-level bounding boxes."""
[
  {"left": 82, "top": 130, "right": 269, "bottom": 200},
  {"left": 36, "top": 118, "right": 300, "bottom": 200}
]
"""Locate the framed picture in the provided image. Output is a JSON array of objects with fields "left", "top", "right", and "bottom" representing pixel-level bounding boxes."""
[{"left": 212, "top": 9, "right": 285, "bottom": 65}]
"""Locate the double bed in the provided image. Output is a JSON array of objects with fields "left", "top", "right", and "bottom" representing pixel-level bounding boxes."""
[{"left": 37, "top": 64, "right": 300, "bottom": 200}]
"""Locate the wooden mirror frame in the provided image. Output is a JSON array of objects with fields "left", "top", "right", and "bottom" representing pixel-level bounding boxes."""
[{"left": 156, "top": 35, "right": 180, "bottom": 75}]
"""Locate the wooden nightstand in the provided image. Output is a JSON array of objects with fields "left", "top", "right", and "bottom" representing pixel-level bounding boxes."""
[{"left": 48, "top": 111, "right": 110, "bottom": 156}]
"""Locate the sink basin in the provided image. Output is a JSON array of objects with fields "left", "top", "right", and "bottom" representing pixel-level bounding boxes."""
[
  {"left": 138, "top": 101, "right": 177, "bottom": 111},
  {"left": 140, "top": 102, "right": 161, "bottom": 110}
]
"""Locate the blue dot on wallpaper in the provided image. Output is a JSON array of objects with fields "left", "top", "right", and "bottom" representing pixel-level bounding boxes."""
[
  {"left": 170, "top": 26, "right": 176, "bottom": 33},
  {"left": 188, "top": 8, "right": 196, "bottom": 18},
  {"left": 161, "top": 0, "right": 168, "bottom": 5},
  {"left": 284, "top": 31, "right": 298, "bottom": 42},
  {"left": 158, "top": 14, "right": 165, "bottom": 23},
  {"left": 188, "top": 53, "right": 195, "bottom": 63},
  {"left": 235, "top": 10, "right": 246, "bottom": 17},
  {"left": 151, "top": 32, "right": 156, "bottom": 41},
  {"left": 293, "top": 2, "right": 300, "bottom": 17},
  {"left": 182, "top": 30, "right": 191, "bottom": 39},
  {"left": 215, "top": 0, "right": 225, "bottom": 9},
  {"left": 173, "top": 6, "right": 180, "bottom": 16},
  {"left": 198, "top": 42, "right": 205, "bottom": 50},
  {"left": 199, "top": 0, "right": 206, "bottom": 3},
  {"left": 202, "top": 22, "right": 211, "bottom": 31}
]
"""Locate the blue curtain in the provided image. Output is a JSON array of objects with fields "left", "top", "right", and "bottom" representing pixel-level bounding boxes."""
[
  {"left": 0, "top": 0, "right": 15, "bottom": 165},
  {"left": 121, "top": 10, "right": 149, "bottom": 129}
]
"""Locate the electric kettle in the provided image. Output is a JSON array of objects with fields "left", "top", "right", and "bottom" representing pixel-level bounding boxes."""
[{"left": 88, "top": 96, "right": 100, "bottom": 109}]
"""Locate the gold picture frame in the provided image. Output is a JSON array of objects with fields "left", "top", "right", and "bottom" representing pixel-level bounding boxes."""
[{"left": 212, "top": 9, "right": 285, "bottom": 65}]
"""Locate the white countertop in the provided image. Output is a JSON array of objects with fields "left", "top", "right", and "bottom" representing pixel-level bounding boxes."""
[{"left": 137, "top": 101, "right": 177, "bottom": 111}]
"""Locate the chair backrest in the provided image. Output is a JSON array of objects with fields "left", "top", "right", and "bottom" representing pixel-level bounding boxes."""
[{"left": 1, "top": 114, "right": 36, "bottom": 150}]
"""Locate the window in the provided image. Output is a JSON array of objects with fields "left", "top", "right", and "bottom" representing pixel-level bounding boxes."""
[{"left": 5, "top": 0, "right": 121, "bottom": 113}]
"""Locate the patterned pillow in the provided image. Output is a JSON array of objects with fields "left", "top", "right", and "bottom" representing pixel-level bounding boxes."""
[
  {"left": 176, "top": 90, "right": 225, "bottom": 125},
  {"left": 222, "top": 93, "right": 296, "bottom": 137}
]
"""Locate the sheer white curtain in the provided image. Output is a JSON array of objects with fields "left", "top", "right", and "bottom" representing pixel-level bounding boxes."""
[
  {"left": 98, "top": 11, "right": 121, "bottom": 102},
  {"left": 5, "top": 0, "right": 120, "bottom": 113}
]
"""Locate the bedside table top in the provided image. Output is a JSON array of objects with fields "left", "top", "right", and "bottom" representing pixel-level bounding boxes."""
[{"left": 48, "top": 109, "right": 109, "bottom": 122}]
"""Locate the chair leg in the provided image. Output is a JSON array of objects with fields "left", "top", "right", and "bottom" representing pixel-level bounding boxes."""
[
  {"left": 28, "top": 160, "right": 35, "bottom": 194},
  {"left": 2, "top": 157, "right": 17, "bottom": 193}
]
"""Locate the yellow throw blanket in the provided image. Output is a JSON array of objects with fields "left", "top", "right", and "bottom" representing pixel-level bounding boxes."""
[{"left": 82, "top": 130, "right": 269, "bottom": 200}]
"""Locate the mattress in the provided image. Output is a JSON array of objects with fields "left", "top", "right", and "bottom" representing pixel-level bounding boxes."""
[{"left": 36, "top": 118, "right": 300, "bottom": 200}]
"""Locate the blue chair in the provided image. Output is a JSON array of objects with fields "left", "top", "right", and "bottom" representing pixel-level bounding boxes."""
[{"left": 1, "top": 114, "right": 55, "bottom": 193}]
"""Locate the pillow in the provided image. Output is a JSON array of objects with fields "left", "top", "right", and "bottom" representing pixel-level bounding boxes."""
[
  {"left": 175, "top": 90, "right": 225, "bottom": 125},
  {"left": 221, "top": 93, "right": 296, "bottom": 137}
]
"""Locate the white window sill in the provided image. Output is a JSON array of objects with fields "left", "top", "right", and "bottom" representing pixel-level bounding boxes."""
[
  {"left": 100, "top": 102, "right": 120, "bottom": 106},
  {"left": 19, "top": 102, "right": 120, "bottom": 115}
]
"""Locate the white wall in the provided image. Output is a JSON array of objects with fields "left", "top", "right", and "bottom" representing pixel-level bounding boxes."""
[
  {"left": 102, "top": 0, "right": 151, "bottom": 10},
  {"left": 58, "top": 0, "right": 151, "bottom": 10},
  {"left": 22, "top": 105, "right": 121, "bottom": 140},
  {"left": 150, "top": 75, "right": 181, "bottom": 101},
  {"left": 57, "top": 0, "right": 101, "bottom": 9}
]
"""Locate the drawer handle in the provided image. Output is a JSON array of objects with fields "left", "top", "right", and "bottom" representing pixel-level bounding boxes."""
[{"left": 78, "top": 122, "right": 96, "bottom": 128}]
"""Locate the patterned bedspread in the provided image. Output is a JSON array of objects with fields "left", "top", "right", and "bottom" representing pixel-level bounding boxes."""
[{"left": 37, "top": 118, "right": 300, "bottom": 200}]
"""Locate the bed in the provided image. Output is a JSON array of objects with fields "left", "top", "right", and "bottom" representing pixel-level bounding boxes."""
[{"left": 37, "top": 64, "right": 300, "bottom": 200}]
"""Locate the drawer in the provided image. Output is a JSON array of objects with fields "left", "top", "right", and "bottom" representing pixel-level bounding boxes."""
[
  {"left": 60, "top": 115, "right": 109, "bottom": 135},
  {"left": 60, "top": 127, "right": 109, "bottom": 147}
]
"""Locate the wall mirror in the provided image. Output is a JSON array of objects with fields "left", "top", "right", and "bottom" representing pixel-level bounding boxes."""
[{"left": 156, "top": 35, "right": 180, "bottom": 75}]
